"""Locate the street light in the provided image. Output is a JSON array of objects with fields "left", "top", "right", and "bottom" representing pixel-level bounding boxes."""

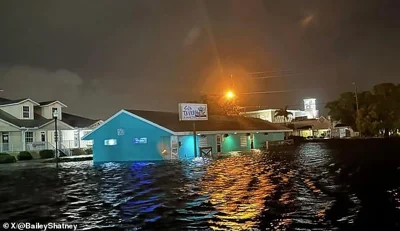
[
  {"left": 52, "top": 109, "right": 59, "bottom": 168},
  {"left": 226, "top": 90, "right": 235, "bottom": 99}
]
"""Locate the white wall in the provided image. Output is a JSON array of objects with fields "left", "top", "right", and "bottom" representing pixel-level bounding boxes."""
[
  {"left": 39, "top": 102, "right": 64, "bottom": 120},
  {"left": 0, "top": 120, "right": 20, "bottom": 132},
  {"left": 0, "top": 101, "right": 36, "bottom": 119}
]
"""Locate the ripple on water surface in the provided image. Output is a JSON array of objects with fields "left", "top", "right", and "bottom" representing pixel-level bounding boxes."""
[{"left": 0, "top": 140, "right": 399, "bottom": 230}]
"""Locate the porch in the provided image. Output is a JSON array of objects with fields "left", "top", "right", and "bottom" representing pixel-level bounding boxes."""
[{"left": 0, "top": 129, "right": 92, "bottom": 155}]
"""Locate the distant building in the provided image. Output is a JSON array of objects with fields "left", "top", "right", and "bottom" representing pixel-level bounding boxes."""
[
  {"left": 0, "top": 97, "right": 103, "bottom": 154},
  {"left": 242, "top": 98, "right": 319, "bottom": 123},
  {"left": 242, "top": 98, "right": 333, "bottom": 138}
]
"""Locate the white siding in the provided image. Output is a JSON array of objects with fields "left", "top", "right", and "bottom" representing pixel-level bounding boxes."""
[
  {"left": 0, "top": 120, "right": 20, "bottom": 132},
  {"left": 240, "top": 136, "right": 247, "bottom": 147},
  {"left": 8, "top": 131, "right": 23, "bottom": 152},
  {"left": 0, "top": 101, "right": 36, "bottom": 120},
  {"left": 79, "top": 130, "right": 93, "bottom": 148},
  {"left": 40, "top": 103, "right": 64, "bottom": 120},
  {"left": 198, "top": 136, "right": 208, "bottom": 147}
]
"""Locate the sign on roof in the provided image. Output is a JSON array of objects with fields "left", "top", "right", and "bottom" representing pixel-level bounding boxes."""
[{"left": 178, "top": 103, "right": 208, "bottom": 121}]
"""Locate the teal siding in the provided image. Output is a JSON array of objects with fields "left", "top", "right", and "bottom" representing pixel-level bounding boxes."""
[
  {"left": 206, "top": 135, "right": 217, "bottom": 153},
  {"left": 221, "top": 134, "right": 250, "bottom": 152},
  {"left": 85, "top": 112, "right": 172, "bottom": 163},
  {"left": 178, "top": 135, "right": 199, "bottom": 159},
  {"left": 253, "top": 132, "right": 285, "bottom": 148}
]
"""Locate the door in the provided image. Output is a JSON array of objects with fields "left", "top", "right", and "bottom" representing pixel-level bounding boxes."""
[
  {"left": 250, "top": 134, "right": 255, "bottom": 149},
  {"left": 216, "top": 135, "right": 222, "bottom": 153},
  {"left": 1, "top": 132, "right": 9, "bottom": 152}
]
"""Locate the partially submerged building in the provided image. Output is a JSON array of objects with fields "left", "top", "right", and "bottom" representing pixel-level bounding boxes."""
[{"left": 82, "top": 109, "right": 291, "bottom": 163}]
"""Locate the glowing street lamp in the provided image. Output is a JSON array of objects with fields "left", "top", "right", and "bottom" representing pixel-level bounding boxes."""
[{"left": 226, "top": 91, "right": 235, "bottom": 99}]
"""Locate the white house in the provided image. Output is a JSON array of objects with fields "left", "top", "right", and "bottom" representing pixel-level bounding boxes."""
[{"left": 0, "top": 97, "right": 103, "bottom": 154}]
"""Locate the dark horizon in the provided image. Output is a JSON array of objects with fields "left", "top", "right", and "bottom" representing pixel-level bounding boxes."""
[{"left": 1, "top": 0, "right": 399, "bottom": 119}]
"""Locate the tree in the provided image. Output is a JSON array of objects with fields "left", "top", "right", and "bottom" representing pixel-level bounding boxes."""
[
  {"left": 326, "top": 82, "right": 400, "bottom": 137},
  {"left": 274, "top": 106, "right": 293, "bottom": 125},
  {"left": 325, "top": 92, "right": 358, "bottom": 130}
]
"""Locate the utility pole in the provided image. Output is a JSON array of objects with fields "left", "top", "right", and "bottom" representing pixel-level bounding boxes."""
[
  {"left": 353, "top": 82, "right": 361, "bottom": 137},
  {"left": 53, "top": 109, "right": 59, "bottom": 168}
]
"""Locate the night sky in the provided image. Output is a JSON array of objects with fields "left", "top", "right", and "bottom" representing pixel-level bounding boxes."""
[{"left": 0, "top": 0, "right": 399, "bottom": 119}]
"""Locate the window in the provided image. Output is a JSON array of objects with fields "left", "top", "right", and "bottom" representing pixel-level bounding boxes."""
[
  {"left": 22, "top": 106, "right": 30, "bottom": 118},
  {"left": 41, "top": 132, "right": 46, "bottom": 142},
  {"left": 133, "top": 137, "right": 147, "bottom": 144},
  {"left": 25, "top": 132, "right": 33, "bottom": 143},
  {"left": 104, "top": 139, "right": 117, "bottom": 146},
  {"left": 240, "top": 136, "right": 247, "bottom": 147},
  {"left": 199, "top": 136, "right": 208, "bottom": 147}
]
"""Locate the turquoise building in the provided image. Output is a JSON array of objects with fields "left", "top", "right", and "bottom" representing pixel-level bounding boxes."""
[{"left": 82, "top": 110, "right": 291, "bottom": 163}]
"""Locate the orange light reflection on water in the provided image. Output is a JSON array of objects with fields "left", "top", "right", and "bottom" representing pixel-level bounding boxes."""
[{"left": 198, "top": 155, "right": 277, "bottom": 230}]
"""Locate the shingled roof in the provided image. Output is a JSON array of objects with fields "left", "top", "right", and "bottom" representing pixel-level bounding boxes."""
[
  {"left": 126, "top": 110, "right": 290, "bottom": 132},
  {"left": 0, "top": 110, "right": 51, "bottom": 128},
  {"left": 62, "top": 112, "right": 101, "bottom": 128},
  {"left": 0, "top": 97, "right": 31, "bottom": 106}
]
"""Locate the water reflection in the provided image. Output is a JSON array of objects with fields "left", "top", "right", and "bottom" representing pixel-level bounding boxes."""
[{"left": 0, "top": 140, "right": 399, "bottom": 230}]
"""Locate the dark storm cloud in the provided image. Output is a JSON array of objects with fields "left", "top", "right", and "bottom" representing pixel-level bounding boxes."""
[{"left": 0, "top": 0, "right": 399, "bottom": 117}]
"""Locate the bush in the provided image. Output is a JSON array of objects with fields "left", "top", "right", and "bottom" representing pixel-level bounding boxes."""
[
  {"left": 0, "top": 152, "right": 9, "bottom": 155},
  {"left": 17, "top": 151, "right": 33, "bottom": 160},
  {"left": 0, "top": 154, "right": 16, "bottom": 164},
  {"left": 39, "top": 150, "right": 55, "bottom": 159},
  {"left": 85, "top": 148, "right": 93, "bottom": 154},
  {"left": 71, "top": 148, "right": 86, "bottom": 156}
]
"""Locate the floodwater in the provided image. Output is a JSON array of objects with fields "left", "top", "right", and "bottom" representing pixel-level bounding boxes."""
[{"left": 0, "top": 140, "right": 399, "bottom": 231}]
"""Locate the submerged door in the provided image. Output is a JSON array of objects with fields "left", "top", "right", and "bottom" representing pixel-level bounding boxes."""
[
  {"left": 216, "top": 135, "right": 222, "bottom": 153},
  {"left": 1, "top": 132, "right": 9, "bottom": 152}
]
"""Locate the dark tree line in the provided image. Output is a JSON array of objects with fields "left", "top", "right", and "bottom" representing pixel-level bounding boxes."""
[{"left": 326, "top": 83, "right": 400, "bottom": 137}]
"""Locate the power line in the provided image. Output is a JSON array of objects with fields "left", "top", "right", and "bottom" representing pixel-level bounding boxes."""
[
  {"left": 248, "top": 65, "right": 335, "bottom": 80},
  {"left": 240, "top": 87, "right": 323, "bottom": 95}
]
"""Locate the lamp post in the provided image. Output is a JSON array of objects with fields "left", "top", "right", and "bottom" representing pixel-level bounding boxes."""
[
  {"left": 53, "top": 109, "right": 59, "bottom": 168},
  {"left": 353, "top": 82, "right": 361, "bottom": 137}
]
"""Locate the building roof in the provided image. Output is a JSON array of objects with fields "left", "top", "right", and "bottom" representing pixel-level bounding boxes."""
[
  {"left": 38, "top": 100, "right": 67, "bottom": 107},
  {"left": 62, "top": 112, "right": 101, "bottom": 128},
  {"left": 126, "top": 110, "right": 290, "bottom": 132},
  {"left": 0, "top": 97, "right": 30, "bottom": 106},
  {"left": 38, "top": 100, "right": 57, "bottom": 106},
  {"left": 0, "top": 109, "right": 51, "bottom": 128}
]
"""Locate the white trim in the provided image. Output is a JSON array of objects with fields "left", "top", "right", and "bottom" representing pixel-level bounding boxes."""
[
  {"left": 175, "top": 129, "right": 292, "bottom": 136},
  {"left": 81, "top": 110, "right": 125, "bottom": 140},
  {"left": 39, "top": 101, "right": 68, "bottom": 108},
  {"left": 0, "top": 118, "right": 21, "bottom": 129},
  {"left": 0, "top": 98, "right": 40, "bottom": 107},
  {"left": 81, "top": 110, "right": 175, "bottom": 140},
  {"left": 38, "top": 119, "right": 75, "bottom": 130}
]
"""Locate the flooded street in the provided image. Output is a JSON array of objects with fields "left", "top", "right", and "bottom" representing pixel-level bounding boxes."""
[{"left": 0, "top": 140, "right": 399, "bottom": 230}]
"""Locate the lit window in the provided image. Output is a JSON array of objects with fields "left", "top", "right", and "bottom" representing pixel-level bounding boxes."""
[
  {"left": 240, "top": 136, "right": 247, "bottom": 147},
  {"left": 22, "top": 106, "right": 30, "bottom": 118},
  {"left": 104, "top": 139, "right": 117, "bottom": 146},
  {"left": 133, "top": 137, "right": 147, "bottom": 144}
]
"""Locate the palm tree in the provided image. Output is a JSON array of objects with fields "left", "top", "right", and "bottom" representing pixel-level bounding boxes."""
[{"left": 274, "top": 106, "right": 293, "bottom": 125}]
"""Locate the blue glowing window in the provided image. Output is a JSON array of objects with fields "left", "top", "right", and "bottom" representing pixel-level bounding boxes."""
[{"left": 133, "top": 137, "right": 147, "bottom": 144}]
